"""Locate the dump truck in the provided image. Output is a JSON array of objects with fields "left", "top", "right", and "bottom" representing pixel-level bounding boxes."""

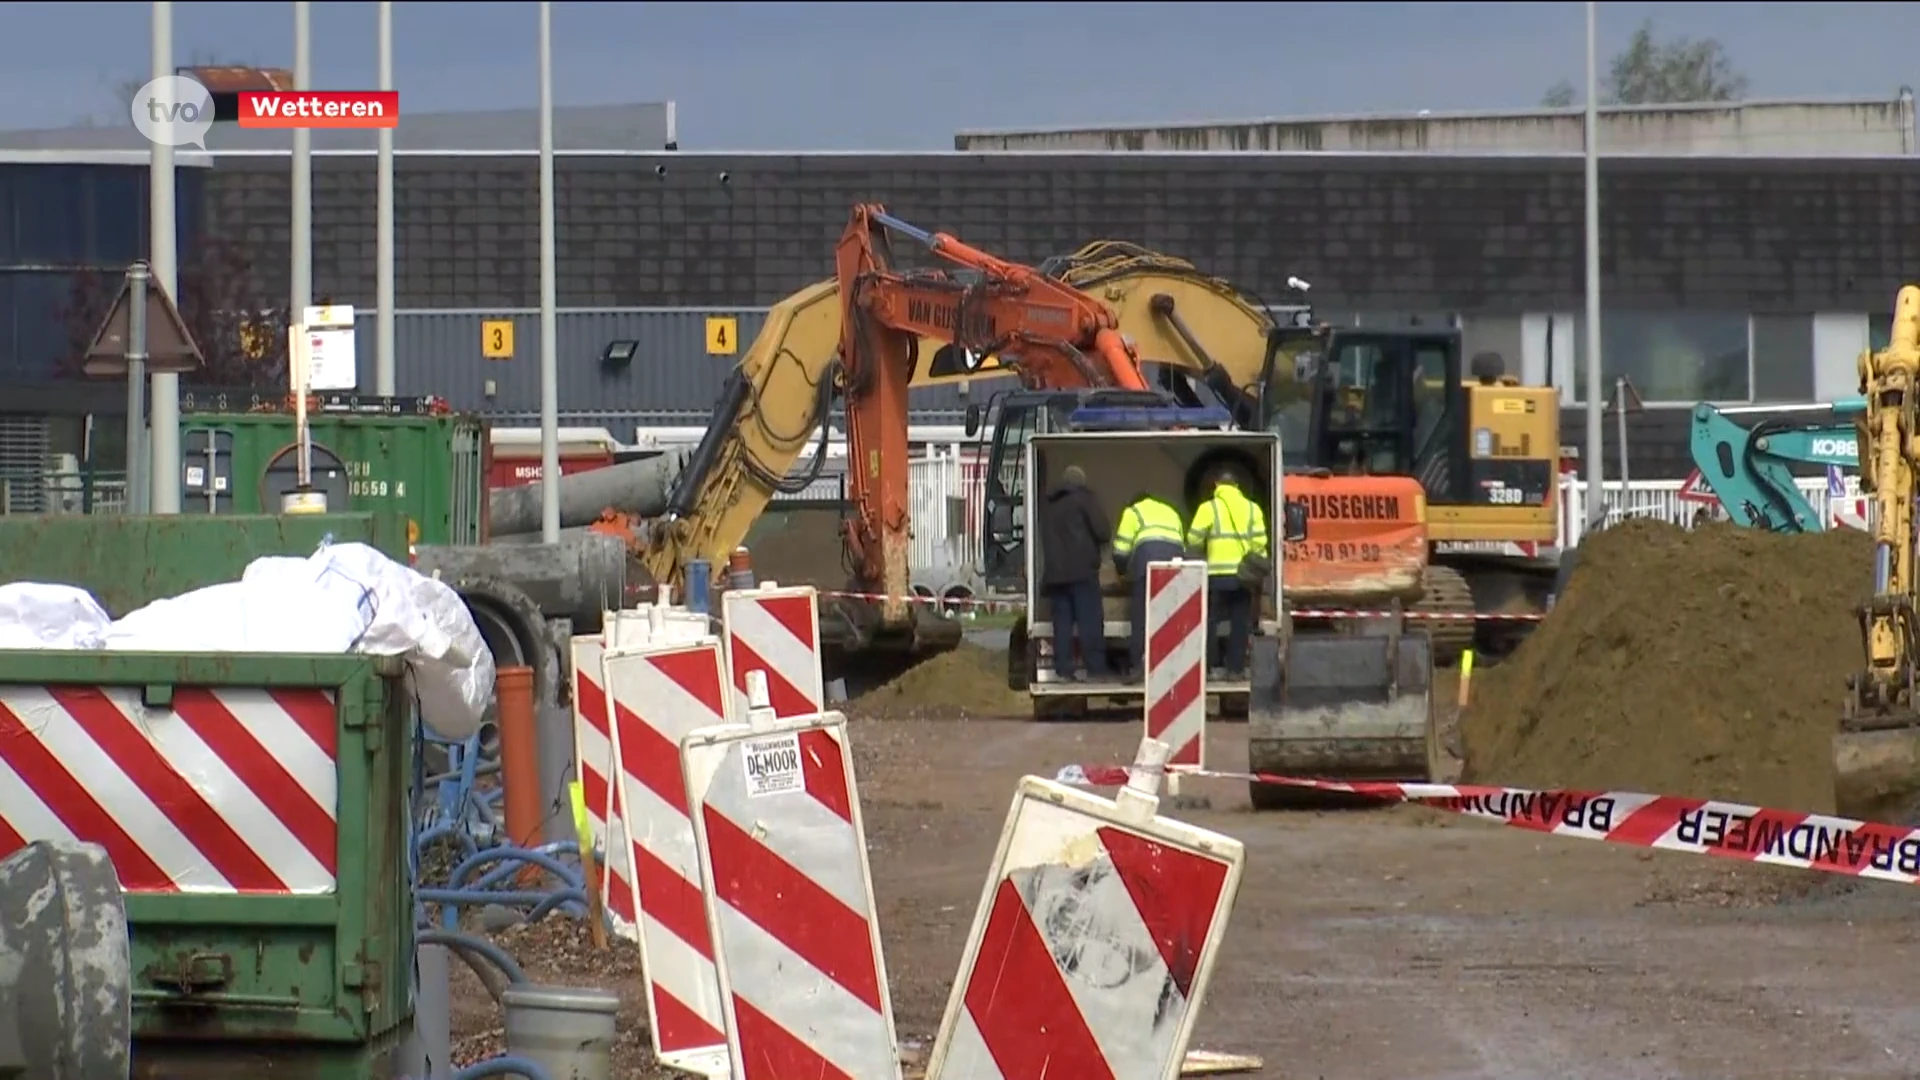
[{"left": 1017, "top": 408, "right": 1439, "bottom": 809}]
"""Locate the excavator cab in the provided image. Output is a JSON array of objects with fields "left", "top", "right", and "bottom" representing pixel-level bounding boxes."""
[
  {"left": 969, "top": 388, "right": 1184, "bottom": 592},
  {"left": 1258, "top": 325, "right": 1559, "bottom": 659}
]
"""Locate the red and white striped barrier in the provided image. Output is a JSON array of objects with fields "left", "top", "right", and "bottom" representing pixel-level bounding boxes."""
[
  {"left": 1144, "top": 559, "right": 1208, "bottom": 770},
  {"left": 683, "top": 672, "right": 899, "bottom": 1080},
  {"left": 603, "top": 636, "right": 736, "bottom": 1075},
  {"left": 926, "top": 738, "right": 1245, "bottom": 1080},
  {"left": 721, "top": 584, "right": 825, "bottom": 720},
  {"left": 569, "top": 633, "right": 639, "bottom": 936},
  {"left": 0, "top": 685, "right": 339, "bottom": 894}
]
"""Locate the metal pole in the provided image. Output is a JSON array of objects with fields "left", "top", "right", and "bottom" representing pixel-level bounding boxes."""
[
  {"left": 127, "top": 264, "right": 151, "bottom": 516},
  {"left": 291, "top": 2, "right": 313, "bottom": 322},
  {"left": 148, "top": 0, "right": 180, "bottom": 513},
  {"left": 537, "top": 0, "right": 561, "bottom": 543},
  {"left": 1582, "top": 0, "right": 1605, "bottom": 526},
  {"left": 375, "top": 1, "right": 396, "bottom": 396},
  {"left": 1615, "top": 375, "right": 1630, "bottom": 490}
]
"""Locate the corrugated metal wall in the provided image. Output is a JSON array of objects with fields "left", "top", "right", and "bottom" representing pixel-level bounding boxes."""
[{"left": 360, "top": 308, "right": 973, "bottom": 422}]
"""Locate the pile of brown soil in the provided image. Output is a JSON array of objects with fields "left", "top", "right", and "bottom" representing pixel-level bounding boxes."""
[
  {"left": 1462, "top": 518, "right": 1874, "bottom": 815},
  {"left": 851, "top": 643, "right": 1030, "bottom": 720}
]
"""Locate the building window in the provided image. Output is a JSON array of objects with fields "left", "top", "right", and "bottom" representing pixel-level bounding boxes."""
[{"left": 1569, "top": 311, "right": 1752, "bottom": 404}]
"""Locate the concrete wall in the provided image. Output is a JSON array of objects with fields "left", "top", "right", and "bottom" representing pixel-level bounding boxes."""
[{"left": 953, "top": 95, "right": 1919, "bottom": 155}]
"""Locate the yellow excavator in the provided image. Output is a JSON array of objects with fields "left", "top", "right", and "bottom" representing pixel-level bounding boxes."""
[
  {"left": 643, "top": 239, "right": 1563, "bottom": 667},
  {"left": 1041, "top": 242, "right": 1563, "bottom": 663},
  {"left": 1838, "top": 286, "right": 1920, "bottom": 816}
]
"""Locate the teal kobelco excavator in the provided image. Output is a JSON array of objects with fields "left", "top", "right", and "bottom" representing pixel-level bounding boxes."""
[{"left": 1687, "top": 398, "right": 1863, "bottom": 532}]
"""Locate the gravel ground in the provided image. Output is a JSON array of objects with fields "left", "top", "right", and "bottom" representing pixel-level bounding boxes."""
[{"left": 448, "top": 714, "right": 1920, "bottom": 1079}]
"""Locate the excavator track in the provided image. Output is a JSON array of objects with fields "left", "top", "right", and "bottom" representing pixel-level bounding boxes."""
[{"left": 1411, "top": 564, "right": 1477, "bottom": 667}]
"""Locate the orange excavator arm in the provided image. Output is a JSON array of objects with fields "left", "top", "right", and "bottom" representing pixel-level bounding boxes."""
[{"left": 833, "top": 203, "right": 1148, "bottom": 626}]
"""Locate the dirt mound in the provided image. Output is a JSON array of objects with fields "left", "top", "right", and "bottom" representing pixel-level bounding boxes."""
[
  {"left": 852, "top": 643, "right": 1030, "bottom": 720},
  {"left": 1462, "top": 518, "right": 1874, "bottom": 814}
]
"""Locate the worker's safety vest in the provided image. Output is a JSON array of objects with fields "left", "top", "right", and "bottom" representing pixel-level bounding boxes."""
[
  {"left": 1187, "top": 485, "right": 1268, "bottom": 575},
  {"left": 1113, "top": 498, "right": 1184, "bottom": 557}
]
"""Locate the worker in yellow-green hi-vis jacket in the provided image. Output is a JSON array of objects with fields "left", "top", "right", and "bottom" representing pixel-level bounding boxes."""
[{"left": 1112, "top": 489, "right": 1185, "bottom": 683}]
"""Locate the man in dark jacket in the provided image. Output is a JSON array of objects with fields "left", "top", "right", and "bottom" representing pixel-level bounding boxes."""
[{"left": 1037, "top": 465, "right": 1111, "bottom": 681}]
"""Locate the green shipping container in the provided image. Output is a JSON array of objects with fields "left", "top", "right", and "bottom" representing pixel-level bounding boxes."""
[{"left": 179, "top": 412, "right": 486, "bottom": 547}]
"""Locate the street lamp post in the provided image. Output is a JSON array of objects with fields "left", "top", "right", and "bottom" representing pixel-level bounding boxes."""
[
  {"left": 537, "top": 1, "right": 560, "bottom": 543},
  {"left": 292, "top": 3, "right": 313, "bottom": 324},
  {"left": 375, "top": 1, "right": 396, "bottom": 396},
  {"left": 148, "top": 0, "right": 179, "bottom": 514},
  {"left": 1583, "top": 0, "right": 1605, "bottom": 526}
]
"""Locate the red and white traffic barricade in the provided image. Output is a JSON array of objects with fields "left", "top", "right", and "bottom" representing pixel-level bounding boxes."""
[
  {"left": 683, "top": 671, "right": 899, "bottom": 1080},
  {"left": 926, "top": 737, "right": 1245, "bottom": 1080},
  {"left": 603, "top": 634, "right": 734, "bottom": 1077},
  {"left": 1144, "top": 559, "right": 1208, "bottom": 775},
  {"left": 0, "top": 685, "right": 339, "bottom": 894},
  {"left": 569, "top": 632, "right": 639, "bottom": 936},
  {"left": 721, "top": 583, "right": 826, "bottom": 719}
]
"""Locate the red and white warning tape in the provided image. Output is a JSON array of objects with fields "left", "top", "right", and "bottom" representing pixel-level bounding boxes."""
[
  {"left": 816, "top": 588, "right": 1025, "bottom": 611},
  {"left": 1057, "top": 764, "right": 1920, "bottom": 883},
  {"left": 808, "top": 592, "right": 1548, "bottom": 621},
  {"left": 1291, "top": 609, "right": 1545, "bottom": 623}
]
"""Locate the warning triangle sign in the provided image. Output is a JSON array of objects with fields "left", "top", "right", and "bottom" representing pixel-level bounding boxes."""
[
  {"left": 1676, "top": 468, "right": 1716, "bottom": 504},
  {"left": 82, "top": 270, "right": 204, "bottom": 378}
]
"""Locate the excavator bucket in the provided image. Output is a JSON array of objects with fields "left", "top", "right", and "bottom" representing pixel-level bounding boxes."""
[
  {"left": 1248, "top": 625, "right": 1435, "bottom": 810},
  {"left": 1833, "top": 714, "right": 1920, "bottom": 820}
]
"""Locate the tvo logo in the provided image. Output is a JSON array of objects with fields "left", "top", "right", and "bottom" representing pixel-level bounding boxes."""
[
  {"left": 130, "top": 75, "right": 214, "bottom": 150},
  {"left": 1810, "top": 437, "right": 1857, "bottom": 460}
]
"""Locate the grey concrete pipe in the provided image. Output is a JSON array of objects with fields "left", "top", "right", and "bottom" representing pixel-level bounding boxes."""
[
  {"left": 487, "top": 449, "right": 691, "bottom": 538},
  {"left": 414, "top": 534, "right": 631, "bottom": 629}
]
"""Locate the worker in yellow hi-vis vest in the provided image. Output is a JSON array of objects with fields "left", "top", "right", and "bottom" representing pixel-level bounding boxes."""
[
  {"left": 1185, "top": 469, "right": 1269, "bottom": 680},
  {"left": 1111, "top": 490, "right": 1186, "bottom": 683}
]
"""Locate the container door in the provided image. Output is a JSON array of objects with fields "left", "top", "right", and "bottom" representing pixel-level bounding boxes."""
[
  {"left": 452, "top": 423, "right": 483, "bottom": 545},
  {"left": 181, "top": 428, "right": 236, "bottom": 514}
]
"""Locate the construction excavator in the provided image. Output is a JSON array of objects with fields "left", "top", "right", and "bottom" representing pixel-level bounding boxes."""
[
  {"left": 643, "top": 203, "right": 1160, "bottom": 660},
  {"left": 641, "top": 206, "right": 1569, "bottom": 798},
  {"left": 1687, "top": 399, "right": 1861, "bottom": 533},
  {"left": 1838, "top": 286, "right": 1920, "bottom": 817}
]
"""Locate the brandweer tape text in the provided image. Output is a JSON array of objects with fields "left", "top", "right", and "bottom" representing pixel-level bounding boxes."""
[
  {"left": 1675, "top": 808, "right": 1920, "bottom": 872},
  {"left": 1442, "top": 791, "right": 1617, "bottom": 831}
]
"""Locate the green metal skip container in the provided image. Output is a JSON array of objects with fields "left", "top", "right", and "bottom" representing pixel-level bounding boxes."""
[
  {"left": 0, "top": 512, "right": 420, "bottom": 1079},
  {"left": 178, "top": 409, "right": 487, "bottom": 548}
]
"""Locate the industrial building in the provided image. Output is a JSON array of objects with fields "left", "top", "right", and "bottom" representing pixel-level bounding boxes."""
[
  {"left": 953, "top": 93, "right": 1919, "bottom": 155},
  {"left": 5, "top": 137, "right": 1920, "bottom": 497}
]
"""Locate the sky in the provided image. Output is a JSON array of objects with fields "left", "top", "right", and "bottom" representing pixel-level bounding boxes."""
[{"left": 2, "top": 1, "right": 1914, "bottom": 150}]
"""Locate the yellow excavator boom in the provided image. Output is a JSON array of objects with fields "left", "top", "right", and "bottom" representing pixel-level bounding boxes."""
[
  {"left": 638, "top": 256, "right": 1282, "bottom": 597},
  {"left": 1837, "top": 285, "right": 1920, "bottom": 812}
]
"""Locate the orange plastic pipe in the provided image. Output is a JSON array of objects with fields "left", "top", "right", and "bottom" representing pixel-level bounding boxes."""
[{"left": 494, "top": 666, "right": 543, "bottom": 861}]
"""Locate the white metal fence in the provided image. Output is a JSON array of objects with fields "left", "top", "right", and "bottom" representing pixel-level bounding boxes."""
[{"left": 1557, "top": 475, "right": 1864, "bottom": 547}]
